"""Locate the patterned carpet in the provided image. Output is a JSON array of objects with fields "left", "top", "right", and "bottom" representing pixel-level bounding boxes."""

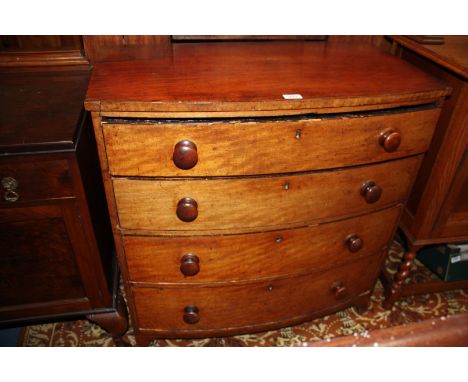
[{"left": 20, "top": 241, "right": 468, "bottom": 346}]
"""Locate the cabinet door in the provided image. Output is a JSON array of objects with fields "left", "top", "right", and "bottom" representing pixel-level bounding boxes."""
[{"left": 0, "top": 201, "right": 92, "bottom": 320}]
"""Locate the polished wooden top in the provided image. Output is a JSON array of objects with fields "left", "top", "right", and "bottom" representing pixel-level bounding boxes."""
[
  {"left": 392, "top": 36, "right": 468, "bottom": 79},
  {"left": 0, "top": 68, "right": 90, "bottom": 154},
  {"left": 85, "top": 41, "right": 449, "bottom": 114}
]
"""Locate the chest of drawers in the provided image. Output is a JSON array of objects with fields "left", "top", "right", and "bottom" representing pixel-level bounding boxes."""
[{"left": 85, "top": 41, "right": 449, "bottom": 345}]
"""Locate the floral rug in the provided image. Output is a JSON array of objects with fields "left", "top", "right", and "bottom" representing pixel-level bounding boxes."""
[{"left": 20, "top": 241, "right": 468, "bottom": 346}]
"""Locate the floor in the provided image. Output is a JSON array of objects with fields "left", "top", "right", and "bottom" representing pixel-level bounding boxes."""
[{"left": 7, "top": 242, "right": 468, "bottom": 346}]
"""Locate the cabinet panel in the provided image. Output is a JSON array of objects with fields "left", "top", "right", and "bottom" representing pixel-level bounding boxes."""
[
  {"left": 437, "top": 149, "right": 468, "bottom": 238},
  {"left": 0, "top": 204, "right": 87, "bottom": 310}
]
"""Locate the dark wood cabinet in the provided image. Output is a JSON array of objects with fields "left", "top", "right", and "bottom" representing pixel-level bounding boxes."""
[
  {"left": 0, "top": 68, "right": 127, "bottom": 343},
  {"left": 382, "top": 36, "right": 468, "bottom": 307}
]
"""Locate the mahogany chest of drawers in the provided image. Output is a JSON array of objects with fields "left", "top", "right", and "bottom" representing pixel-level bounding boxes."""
[
  {"left": 84, "top": 41, "right": 449, "bottom": 346},
  {"left": 0, "top": 69, "right": 127, "bottom": 343}
]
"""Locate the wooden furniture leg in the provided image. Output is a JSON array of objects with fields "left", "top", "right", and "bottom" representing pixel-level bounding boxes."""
[
  {"left": 87, "top": 292, "right": 130, "bottom": 346},
  {"left": 383, "top": 243, "right": 420, "bottom": 309},
  {"left": 354, "top": 293, "right": 372, "bottom": 314},
  {"left": 135, "top": 333, "right": 154, "bottom": 347}
]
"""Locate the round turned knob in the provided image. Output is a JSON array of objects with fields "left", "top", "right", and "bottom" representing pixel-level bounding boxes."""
[
  {"left": 173, "top": 140, "right": 198, "bottom": 170},
  {"left": 331, "top": 281, "right": 347, "bottom": 299},
  {"left": 360, "top": 181, "right": 382, "bottom": 204},
  {"left": 176, "top": 197, "right": 198, "bottom": 222},
  {"left": 180, "top": 254, "right": 200, "bottom": 276},
  {"left": 183, "top": 305, "right": 200, "bottom": 324},
  {"left": 379, "top": 129, "right": 401, "bottom": 153},
  {"left": 345, "top": 234, "right": 363, "bottom": 253}
]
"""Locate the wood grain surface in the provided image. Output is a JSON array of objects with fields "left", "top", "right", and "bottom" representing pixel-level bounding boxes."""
[
  {"left": 0, "top": 204, "right": 87, "bottom": 307},
  {"left": 0, "top": 69, "right": 126, "bottom": 341},
  {"left": 0, "top": 69, "right": 90, "bottom": 153},
  {"left": 380, "top": 36, "right": 468, "bottom": 310},
  {"left": 132, "top": 254, "right": 382, "bottom": 334},
  {"left": 0, "top": 158, "right": 73, "bottom": 205},
  {"left": 85, "top": 42, "right": 449, "bottom": 113},
  {"left": 124, "top": 206, "right": 401, "bottom": 284},
  {"left": 84, "top": 40, "right": 447, "bottom": 342},
  {"left": 402, "top": 59, "right": 468, "bottom": 243},
  {"left": 391, "top": 36, "right": 468, "bottom": 80},
  {"left": 103, "top": 107, "right": 440, "bottom": 177},
  {"left": 113, "top": 156, "right": 421, "bottom": 233}
]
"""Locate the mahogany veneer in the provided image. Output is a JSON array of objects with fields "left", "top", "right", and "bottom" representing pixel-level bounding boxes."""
[
  {"left": 85, "top": 41, "right": 449, "bottom": 346},
  {"left": 0, "top": 69, "right": 127, "bottom": 344}
]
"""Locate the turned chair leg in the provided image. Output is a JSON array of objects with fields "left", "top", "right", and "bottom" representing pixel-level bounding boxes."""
[
  {"left": 383, "top": 244, "right": 418, "bottom": 309},
  {"left": 87, "top": 293, "right": 130, "bottom": 346}
]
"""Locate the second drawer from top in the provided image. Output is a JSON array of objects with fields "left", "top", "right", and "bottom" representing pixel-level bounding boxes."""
[{"left": 113, "top": 155, "right": 421, "bottom": 233}]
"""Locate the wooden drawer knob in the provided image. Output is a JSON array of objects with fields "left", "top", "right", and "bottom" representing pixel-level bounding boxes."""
[
  {"left": 176, "top": 197, "right": 198, "bottom": 222},
  {"left": 180, "top": 254, "right": 200, "bottom": 276},
  {"left": 183, "top": 305, "right": 200, "bottom": 324},
  {"left": 345, "top": 234, "right": 363, "bottom": 253},
  {"left": 360, "top": 181, "right": 382, "bottom": 204},
  {"left": 379, "top": 129, "right": 401, "bottom": 153},
  {"left": 173, "top": 140, "right": 198, "bottom": 170},
  {"left": 331, "top": 281, "right": 347, "bottom": 299}
]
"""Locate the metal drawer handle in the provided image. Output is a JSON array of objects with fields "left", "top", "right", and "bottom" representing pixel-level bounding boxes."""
[
  {"left": 2, "top": 177, "right": 19, "bottom": 202},
  {"left": 4, "top": 189, "right": 19, "bottom": 202}
]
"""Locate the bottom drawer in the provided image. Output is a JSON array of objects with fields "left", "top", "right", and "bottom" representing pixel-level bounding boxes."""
[{"left": 133, "top": 254, "right": 382, "bottom": 334}]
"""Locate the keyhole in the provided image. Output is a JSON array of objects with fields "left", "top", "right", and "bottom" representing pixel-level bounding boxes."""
[{"left": 295, "top": 129, "right": 301, "bottom": 140}]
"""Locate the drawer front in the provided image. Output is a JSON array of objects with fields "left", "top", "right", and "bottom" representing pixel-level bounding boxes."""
[
  {"left": 103, "top": 108, "right": 439, "bottom": 176},
  {"left": 133, "top": 254, "right": 382, "bottom": 332},
  {"left": 114, "top": 156, "right": 421, "bottom": 232},
  {"left": 125, "top": 205, "right": 401, "bottom": 283},
  {"left": 0, "top": 159, "right": 73, "bottom": 205}
]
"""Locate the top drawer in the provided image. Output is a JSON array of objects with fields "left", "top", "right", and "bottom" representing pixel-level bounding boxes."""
[{"left": 102, "top": 107, "right": 440, "bottom": 177}]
